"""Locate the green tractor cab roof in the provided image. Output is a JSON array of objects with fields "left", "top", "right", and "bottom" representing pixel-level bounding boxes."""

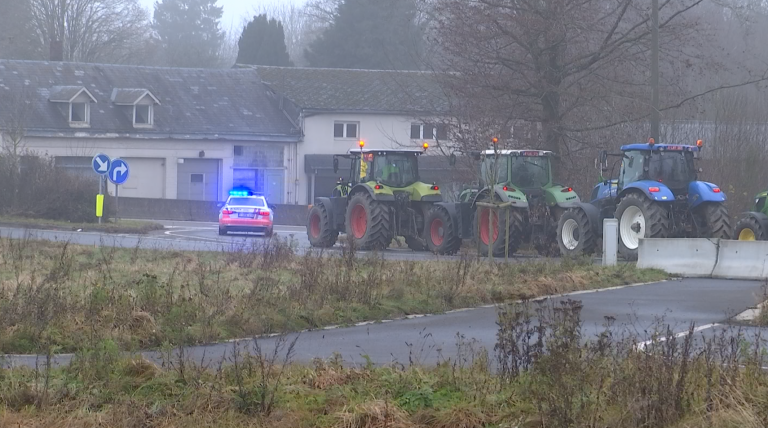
[{"left": 471, "top": 149, "right": 554, "bottom": 159}]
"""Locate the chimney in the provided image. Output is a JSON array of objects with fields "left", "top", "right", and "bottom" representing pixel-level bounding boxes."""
[{"left": 49, "top": 40, "right": 63, "bottom": 62}]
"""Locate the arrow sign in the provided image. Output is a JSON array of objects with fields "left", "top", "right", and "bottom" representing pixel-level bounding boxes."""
[
  {"left": 108, "top": 158, "right": 130, "bottom": 185},
  {"left": 92, "top": 153, "right": 111, "bottom": 175}
]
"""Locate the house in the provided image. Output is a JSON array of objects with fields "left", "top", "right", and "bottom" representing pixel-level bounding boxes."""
[
  {"left": 249, "top": 65, "right": 459, "bottom": 204},
  {"left": 0, "top": 60, "right": 301, "bottom": 204}
]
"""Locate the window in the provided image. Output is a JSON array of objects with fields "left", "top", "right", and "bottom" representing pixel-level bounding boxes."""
[
  {"left": 190, "top": 173, "right": 204, "bottom": 183},
  {"left": 411, "top": 123, "right": 447, "bottom": 140},
  {"left": 134, "top": 104, "right": 152, "bottom": 126},
  {"left": 69, "top": 102, "right": 89, "bottom": 124},
  {"left": 234, "top": 145, "right": 244, "bottom": 156},
  {"left": 619, "top": 150, "right": 645, "bottom": 188},
  {"left": 334, "top": 122, "right": 358, "bottom": 139}
]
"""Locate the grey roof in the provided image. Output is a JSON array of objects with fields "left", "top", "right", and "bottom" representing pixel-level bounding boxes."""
[
  {"left": 248, "top": 65, "right": 451, "bottom": 115},
  {"left": 48, "top": 85, "right": 96, "bottom": 103},
  {"left": 111, "top": 88, "right": 160, "bottom": 105},
  {"left": 0, "top": 60, "right": 301, "bottom": 141}
]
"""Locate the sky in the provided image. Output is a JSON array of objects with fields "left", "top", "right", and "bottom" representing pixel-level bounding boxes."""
[{"left": 138, "top": 0, "right": 308, "bottom": 32}]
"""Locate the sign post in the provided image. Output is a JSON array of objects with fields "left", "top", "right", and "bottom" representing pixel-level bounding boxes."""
[
  {"left": 91, "top": 153, "right": 111, "bottom": 224},
  {"left": 108, "top": 158, "right": 129, "bottom": 222}
]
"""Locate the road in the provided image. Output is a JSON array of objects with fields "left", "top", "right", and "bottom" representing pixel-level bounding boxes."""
[
  {"left": 0, "top": 220, "right": 592, "bottom": 263},
  {"left": 4, "top": 278, "right": 766, "bottom": 370}
]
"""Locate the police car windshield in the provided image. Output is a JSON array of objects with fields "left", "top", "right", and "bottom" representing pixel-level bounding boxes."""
[{"left": 228, "top": 197, "right": 266, "bottom": 207}]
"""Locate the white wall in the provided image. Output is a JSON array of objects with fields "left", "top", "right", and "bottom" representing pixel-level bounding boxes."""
[
  {"left": 20, "top": 136, "right": 289, "bottom": 201},
  {"left": 298, "top": 113, "right": 438, "bottom": 204}
]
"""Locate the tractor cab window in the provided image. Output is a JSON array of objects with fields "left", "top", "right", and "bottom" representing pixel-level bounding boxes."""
[
  {"left": 648, "top": 150, "right": 696, "bottom": 189},
  {"left": 480, "top": 156, "right": 509, "bottom": 186},
  {"left": 619, "top": 150, "right": 645, "bottom": 188},
  {"left": 509, "top": 156, "right": 550, "bottom": 188},
  {"left": 371, "top": 153, "right": 418, "bottom": 187}
]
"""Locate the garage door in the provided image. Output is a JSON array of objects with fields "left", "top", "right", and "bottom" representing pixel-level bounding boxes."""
[
  {"left": 177, "top": 158, "right": 220, "bottom": 201},
  {"left": 119, "top": 157, "right": 165, "bottom": 199}
]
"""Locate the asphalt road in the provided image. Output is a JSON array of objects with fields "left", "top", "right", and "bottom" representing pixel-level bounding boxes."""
[
  {"left": 0, "top": 220, "right": 592, "bottom": 263},
  {"left": 4, "top": 278, "right": 767, "bottom": 369}
]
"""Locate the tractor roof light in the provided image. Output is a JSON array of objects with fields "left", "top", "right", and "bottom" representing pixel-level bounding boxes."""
[
  {"left": 696, "top": 139, "right": 703, "bottom": 148},
  {"left": 358, "top": 140, "right": 365, "bottom": 148},
  {"left": 423, "top": 142, "right": 429, "bottom": 151},
  {"left": 491, "top": 137, "right": 499, "bottom": 145}
]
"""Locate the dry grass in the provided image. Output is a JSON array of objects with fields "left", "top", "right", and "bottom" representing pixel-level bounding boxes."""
[
  {"left": 2, "top": 300, "right": 768, "bottom": 428},
  {"left": 0, "top": 235, "right": 666, "bottom": 354}
]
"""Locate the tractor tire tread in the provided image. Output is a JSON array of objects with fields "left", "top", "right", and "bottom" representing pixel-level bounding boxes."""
[
  {"left": 346, "top": 192, "right": 391, "bottom": 251},
  {"left": 734, "top": 216, "right": 765, "bottom": 241},
  {"left": 424, "top": 205, "right": 462, "bottom": 255},
  {"left": 557, "top": 208, "right": 596, "bottom": 257},
  {"left": 698, "top": 203, "right": 732, "bottom": 240},
  {"left": 616, "top": 193, "right": 671, "bottom": 261},
  {"left": 307, "top": 204, "right": 338, "bottom": 248},
  {"left": 471, "top": 206, "right": 524, "bottom": 257}
]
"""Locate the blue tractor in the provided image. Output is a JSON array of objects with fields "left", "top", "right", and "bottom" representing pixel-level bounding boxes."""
[{"left": 556, "top": 139, "right": 732, "bottom": 260}]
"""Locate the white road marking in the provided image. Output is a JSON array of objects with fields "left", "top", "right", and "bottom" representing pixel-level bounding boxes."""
[{"left": 636, "top": 323, "right": 720, "bottom": 350}]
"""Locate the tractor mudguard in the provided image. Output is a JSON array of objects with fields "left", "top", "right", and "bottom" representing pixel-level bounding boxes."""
[
  {"left": 590, "top": 180, "right": 618, "bottom": 204},
  {"left": 621, "top": 180, "right": 675, "bottom": 203},
  {"left": 571, "top": 202, "right": 602, "bottom": 237},
  {"left": 433, "top": 201, "right": 472, "bottom": 239},
  {"left": 471, "top": 186, "right": 529, "bottom": 209},
  {"left": 741, "top": 211, "right": 768, "bottom": 232},
  {"left": 687, "top": 181, "right": 727, "bottom": 209},
  {"left": 350, "top": 183, "right": 395, "bottom": 202}
]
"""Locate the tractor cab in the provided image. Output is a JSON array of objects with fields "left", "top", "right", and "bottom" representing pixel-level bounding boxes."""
[
  {"left": 477, "top": 149, "right": 554, "bottom": 190},
  {"left": 333, "top": 141, "right": 430, "bottom": 190}
]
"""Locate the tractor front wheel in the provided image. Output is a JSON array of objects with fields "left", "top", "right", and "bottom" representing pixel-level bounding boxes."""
[
  {"left": 695, "top": 203, "right": 732, "bottom": 240},
  {"left": 471, "top": 206, "right": 523, "bottom": 257},
  {"left": 424, "top": 205, "right": 462, "bottom": 255},
  {"left": 615, "top": 193, "right": 671, "bottom": 260},
  {"left": 345, "top": 193, "right": 391, "bottom": 250},
  {"left": 557, "top": 208, "right": 597, "bottom": 257},
  {"left": 734, "top": 216, "right": 765, "bottom": 241},
  {"left": 307, "top": 204, "right": 338, "bottom": 247}
]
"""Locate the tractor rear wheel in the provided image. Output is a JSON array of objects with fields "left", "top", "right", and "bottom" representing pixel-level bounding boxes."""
[
  {"left": 424, "top": 205, "right": 462, "bottom": 255},
  {"left": 615, "top": 193, "right": 671, "bottom": 260},
  {"left": 557, "top": 208, "right": 597, "bottom": 257},
  {"left": 345, "top": 192, "right": 391, "bottom": 250},
  {"left": 734, "top": 216, "right": 765, "bottom": 241},
  {"left": 307, "top": 204, "right": 338, "bottom": 247},
  {"left": 695, "top": 203, "right": 732, "bottom": 240},
  {"left": 471, "top": 206, "right": 523, "bottom": 257}
]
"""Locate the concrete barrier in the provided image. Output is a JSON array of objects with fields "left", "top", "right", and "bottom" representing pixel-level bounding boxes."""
[
  {"left": 712, "top": 240, "right": 768, "bottom": 280},
  {"left": 637, "top": 238, "right": 719, "bottom": 277}
]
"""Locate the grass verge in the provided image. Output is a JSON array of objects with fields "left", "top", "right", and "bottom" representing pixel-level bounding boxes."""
[
  {"left": 1, "top": 300, "right": 766, "bottom": 428},
  {"left": 0, "top": 235, "right": 666, "bottom": 354},
  {"left": 0, "top": 216, "right": 164, "bottom": 234}
]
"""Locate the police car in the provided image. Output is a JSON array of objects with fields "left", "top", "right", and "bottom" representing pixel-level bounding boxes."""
[{"left": 218, "top": 189, "right": 274, "bottom": 236}]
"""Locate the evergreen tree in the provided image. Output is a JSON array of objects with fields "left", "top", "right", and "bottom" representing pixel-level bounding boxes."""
[
  {"left": 236, "top": 14, "right": 293, "bottom": 67},
  {"left": 153, "top": 0, "right": 225, "bottom": 68},
  {"left": 304, "top": 0, "right": 424, "bottom": 70}
]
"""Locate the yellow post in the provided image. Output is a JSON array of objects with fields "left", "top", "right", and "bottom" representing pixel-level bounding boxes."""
[{"left": 96, "top": 194, "right": 104, "bottom": 218}]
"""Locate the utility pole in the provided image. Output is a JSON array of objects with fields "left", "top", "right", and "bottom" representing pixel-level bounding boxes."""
[{"left": 650, "top": 0, "right": 660, "bottom": 142}]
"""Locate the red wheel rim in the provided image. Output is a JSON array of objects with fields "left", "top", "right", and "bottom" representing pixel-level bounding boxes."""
[
  {"left": 310, "top": 213, "right": 321, "bottom": 238},
  {"left": 479, "top": 208, "right": 499, "bottom": 245},
  {"left": 430, "top": 218, "right": 444, "bottom": 246},
  {"left": 350, "top": 204, "right": 367, "bottom": 239}
]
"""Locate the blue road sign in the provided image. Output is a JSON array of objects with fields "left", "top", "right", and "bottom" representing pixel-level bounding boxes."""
[
  {"left": 92, "top": 153, "right": 111, "bottom": 175},
  {"left": 108, "top": 158, "right": 130, "bottom": 185}
]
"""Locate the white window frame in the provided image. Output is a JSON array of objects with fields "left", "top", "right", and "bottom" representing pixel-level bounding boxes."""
[
  {"left": 411, "top": 123, "right": 447, "bottom": 140},
  {"left": 69, "top": 102, "right": 90, "bottom": 126},
  {"left": 333, "top": 121, "right": 360, "bottom": 140},
  {"left": 133, "top": 104, "right": 153, "bottom": 127}
]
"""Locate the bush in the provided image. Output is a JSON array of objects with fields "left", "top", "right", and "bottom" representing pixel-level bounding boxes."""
[{"left": 0, "top": 153, "right": 112, "bottom": 223}]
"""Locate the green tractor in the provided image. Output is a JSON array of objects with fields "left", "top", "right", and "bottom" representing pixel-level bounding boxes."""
[
  {"left": 733, "top": 190, "right": 768, "bottom": 240},
  {"left": 423, "top": 147, "right": 581, "bottom": 256},
  {"left": 306, "top": 143, "right": 442, "bottom": 251}
]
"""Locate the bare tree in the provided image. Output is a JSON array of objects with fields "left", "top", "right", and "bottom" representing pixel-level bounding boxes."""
[
  {"left": 0, "top": 88, "right": 34, "bottom": 157},
  {"left": 425, "top": 0, "right": 768, "bottom": 177},
  {"left": 29, "top": 0, "right": 152, "bottom": 64}
]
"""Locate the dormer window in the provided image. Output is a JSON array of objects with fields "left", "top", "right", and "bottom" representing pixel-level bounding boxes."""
[
  {"left": 70, "top": 102, "right": 89, "bottom": 124},
  {"left": 48, "top": 86, "right": 97, "bottom": 127},
  {"left": 111, "top": 88, "right": 160, "bottom": 128},
  {"left": 134, "top": 104, "right": 152, "bottom": 126}
]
